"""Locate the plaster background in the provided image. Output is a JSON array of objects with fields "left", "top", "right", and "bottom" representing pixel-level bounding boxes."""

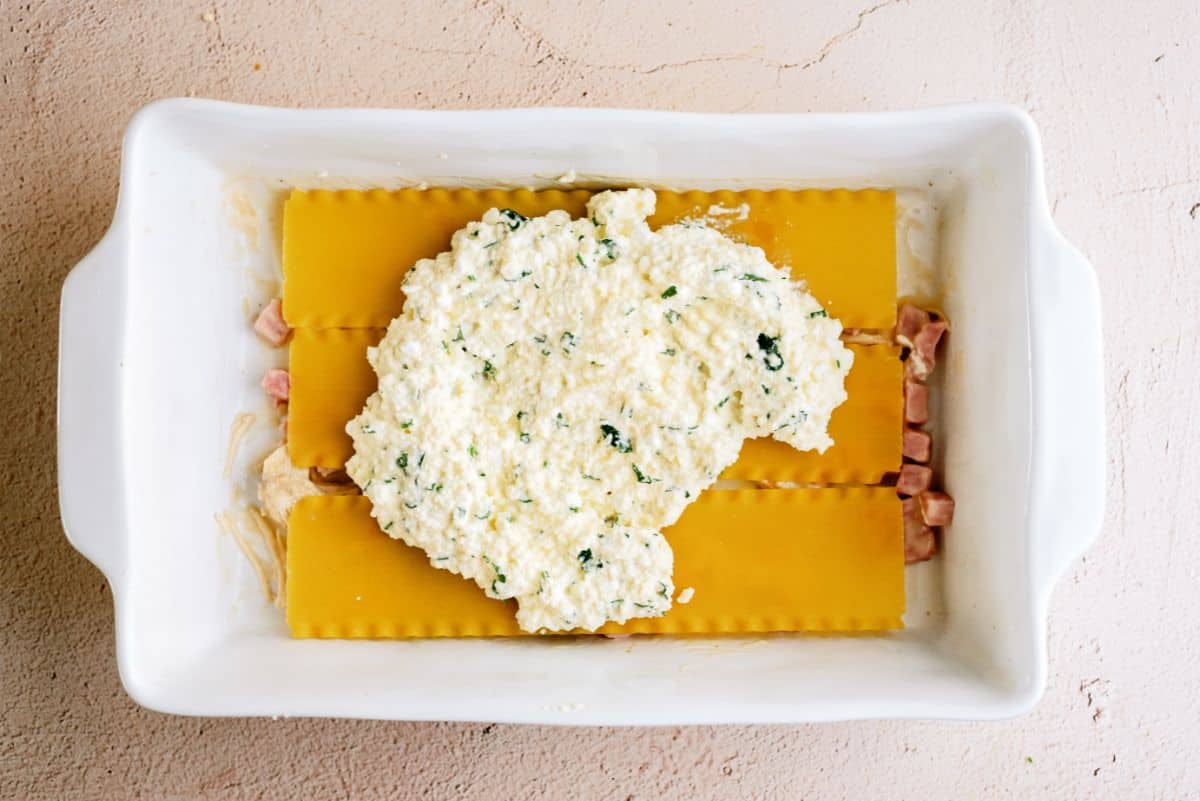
[{"left": 2, "top": 1, "right": 1197, "bottom": 798}]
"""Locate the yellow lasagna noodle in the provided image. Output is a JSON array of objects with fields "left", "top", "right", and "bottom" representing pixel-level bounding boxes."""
[
  {"left": 286, "top": 489, "right": 904, "bottom": 639},
  {"left": 650, "top": 189, "right": 897, "bottom": 329},
  {"left": 288, "top": 327, "right": 384, "bottom": 468},
  {"left": 720, "top": 344, "right": 902, "bottom": 484},
  {"left": 286, "top": 338, "right": 902, "bottom": 481},
  {"left": 282, "top": 188, "right": 592, "bottom": 328},
  {"left": 282, "top": 187, "right": 896, "bottom": 330}
]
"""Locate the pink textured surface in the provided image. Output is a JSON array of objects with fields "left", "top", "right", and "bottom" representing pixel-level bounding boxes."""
[{"left": 3, "top": 1, "right": 1198, "bottom": 798}]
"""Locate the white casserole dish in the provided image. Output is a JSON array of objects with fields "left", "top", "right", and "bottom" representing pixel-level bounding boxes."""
[{"left": 58, "top": 100, "right": 1104, "bottom": 724}]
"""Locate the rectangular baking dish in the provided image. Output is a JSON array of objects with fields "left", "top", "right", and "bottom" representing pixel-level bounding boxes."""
[{"left": 57, "top": 100, "right": 1104, "bottom": 724}]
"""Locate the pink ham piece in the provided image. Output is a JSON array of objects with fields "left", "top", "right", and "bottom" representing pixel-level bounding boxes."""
[
  {"left": 896, "top": 464, "right": 933, "bottom": 496},
  {"left": 907, "top": 320, "right": 948, "bottom": 380},
  {"left": 261, "top": 368, "right": 290, "bottom": 407},
  {"left": 896, "top": 303, "right": 931, "bottom": 348},
  {"left": 253, "top": 298, "right": 291, "bottom": 347},
  {"left": 904, "top": 379, "right": 929, "bottom": 425},
  {"left": 913, "top": 320, "right": 948, "bottom": 366},
  {"left": 918, "top": 491, "right": 956, "bottom": 526},
  {"left": 902, "top": 428, "right": 932, "bottom": 462},
  {"left": 902, "top": 498, "right": 936, "bottom": 563}
]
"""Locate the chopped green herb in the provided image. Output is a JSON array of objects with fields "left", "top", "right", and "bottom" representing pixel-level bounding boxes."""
[
  {"left": 809, "top": 309, "right": 828, "bottom": 318},
  {"left": 568, "top": 506, "right": 580, "bottom": 513},
  {"left": 561, "top": 331, "right": 577, "bottom": 349},
  {"left": 519, "top": 432, "right": 531, "bottom": 443},
  {"left": 418, "top": 453, "right": 425, "bottom": 467},
  {"left": 468, "top": 444, "right": 478, "bottom": 458},
  {"left": 757, "top": 332, "right": 784, "bottom": 371},
  {"left": 498, "top": 208, "right": 527, "bottom": 230},
  {"left": 661, "top": 347, "right": 676, "bottom": 356},
  {"left": 383, "top": 521, "right": 394, "bottom": 531},
  {"left": 400, "top": 419, "right": 414, "bottom": 430},
  {"left": 604, "top": 513, "right": 619, "bottom": 526},
  {"left": 664, "top": 309, "right": 681, "bottom": 324},
  {"left": 600, "top": 424, "right": 632, "bottom": 453},
  {"left": 582, "top": 472, "right": 600, "bottom": 481},
  {"left": 739, "top": 273, "right": 768, "bottom": 282},
  {"left": 576, "top": 253, "right": 587, "bottom": 268},
  {"left": 762, "top": 384, "right": 771, "bottom": 395},
  {"left": 482, "top": 360, "right": 496, "bottom": 381},
  {"left": 661, "top": 285, "right": 677, "bottom": 299},
  {"left": 482, "top": 240, "right": 498, "bottom": 249},
  {"left": 600, "top": 238, "right": 618, "bottom": 259},
  {"left": 396, "top": 453, "right": 408, "bottom": 473},
  {"left": 632, "top": 464, "right": 653, "bottom": 484},
  {"left": 555, "top": 412, "right": 569, "bottom": 428},
  {"left": 716, "top": 396, "right": 730, "bottom": 409}
]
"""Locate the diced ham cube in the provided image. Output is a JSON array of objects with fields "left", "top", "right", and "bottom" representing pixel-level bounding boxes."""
[
  {"left": 902, "top": 498, "right": 936, "bottom": 563},
  {"left": 904, "top": 379, "right": 929, "bottom": 425},
  {"left": 896, "top": 464, "right": 933, "bottom": 496},
  {"left": 906, "top": 320, "right": 948, "bottom": 380},
  {"left": 253, "top": 298, "right": 291, "bottom": 347},
  {"left": 902, "top": 428, "right": 932, "bottom": 462},
  {"left": 896, "top": 303, "right": 931, "bottom": 347},
  {"left": 918, "top": 491, "right": 956, "bottom": 526},
  {"left": 261, "top": 368, "right": 290, "bottom": 406}
]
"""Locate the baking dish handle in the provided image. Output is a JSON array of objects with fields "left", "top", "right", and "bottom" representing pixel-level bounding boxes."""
[
  {"left": 1027, "top": 222, "right": 1105, "bottom": 591},
  {"left": 57, "top": 231, "right": 128, "bottom": 583}
]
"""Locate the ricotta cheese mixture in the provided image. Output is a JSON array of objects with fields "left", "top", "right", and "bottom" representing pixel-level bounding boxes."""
[{"left": 346, "top": 189, "right": 853, "bottom": 632}]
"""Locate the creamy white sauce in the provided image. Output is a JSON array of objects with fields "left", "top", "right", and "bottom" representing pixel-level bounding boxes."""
[{"left": 347, "top": 189, "right": 852, "bottom": 632}]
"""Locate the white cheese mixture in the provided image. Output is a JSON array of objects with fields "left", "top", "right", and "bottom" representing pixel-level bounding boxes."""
[{"left": 346, "top": 189, "right": 852, "bottom": 632}]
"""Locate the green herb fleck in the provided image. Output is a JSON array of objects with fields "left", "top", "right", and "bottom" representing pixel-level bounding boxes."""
[
  {"left": 739, "top": 273, "right": 768, "bottom": 282},
  {"left": 600, "top": 238, "right": 618, "bottom": 259},
  {"left": 396, "top": 453, "right": 409, "bottom": 473},
  {"left": 468, "top": 444, "right": 478, "bottom": 458},
  {"left": 600, "top": 423, "right": 632, "bottom": 453},
  {"left": 661, "top": 285, "right": 677, "bottom": 299},
  {"left": 519, "top": 432, "right": 531, "bottom": 443},
  {"left": 482, "top": 360, "right": 496, "bottom": 381},
  {"left": 582, "top": 472, "right": 600, "bottom": 481},
  {"left": 482, "top": 240, "right": 498, "bottom": 249},
  {"left": 400, "top": 419, "right": 414, "bottom": 430},
  {"left": 632, "top": 464, "right": 653, "bottom": 484},
  {"left": 757, "top": 332, "right": 784, "bottom": 371},
  {"left": 664, "top": 309, "right": 681, "bottom": 324},
  {"left": 576, "top": 253, "right": 587, "bottom": 268},
  {"left": 568, "top": 506, "right": 580, "bottom": 513},
  {"left": 555, "top": 412, "right": 569, "bottom": 428},
  {"left": 604, "top": 513, "right": 619, "bottom": 526},
  {"left": 716, "top": 396, "right": 730, "bottom": 409},
  {"left": 662, "top": 348, "right": 676, "bottom": 356},
  {"left": 809, "top": 309, "right": 828, "bottom": 318},
  {"left": 762, "top": 384, "right": 771, "bottom": 395},
  {"left": 498, "top": 208, "right": 527, "bottom": 230}
]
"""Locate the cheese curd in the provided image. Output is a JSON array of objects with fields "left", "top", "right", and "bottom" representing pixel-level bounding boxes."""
[{"left": 346, "top": 189, "right": 852, "bottom": 632}]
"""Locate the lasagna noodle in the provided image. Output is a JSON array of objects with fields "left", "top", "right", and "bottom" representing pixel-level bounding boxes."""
[
  {"left": 288, "top": 327, "right": 385, "bottom": 468},
  {"left": 283, "top": 188, "right": 592, "bottom": 328},
  {"left": 282, "top": 187, "right": 896, "bottom": 330},
  {"left": 719, "top": 345, "right": 903, "bottom": 484},
  {"left": 286, "top": 489, "right": 904, "bottom": 638},
  {"left": 649, "top": 189, "right": 897, "bottom": 330},
  {"left": 287, "top": 332, "right": 900, "bottom": 483}
]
